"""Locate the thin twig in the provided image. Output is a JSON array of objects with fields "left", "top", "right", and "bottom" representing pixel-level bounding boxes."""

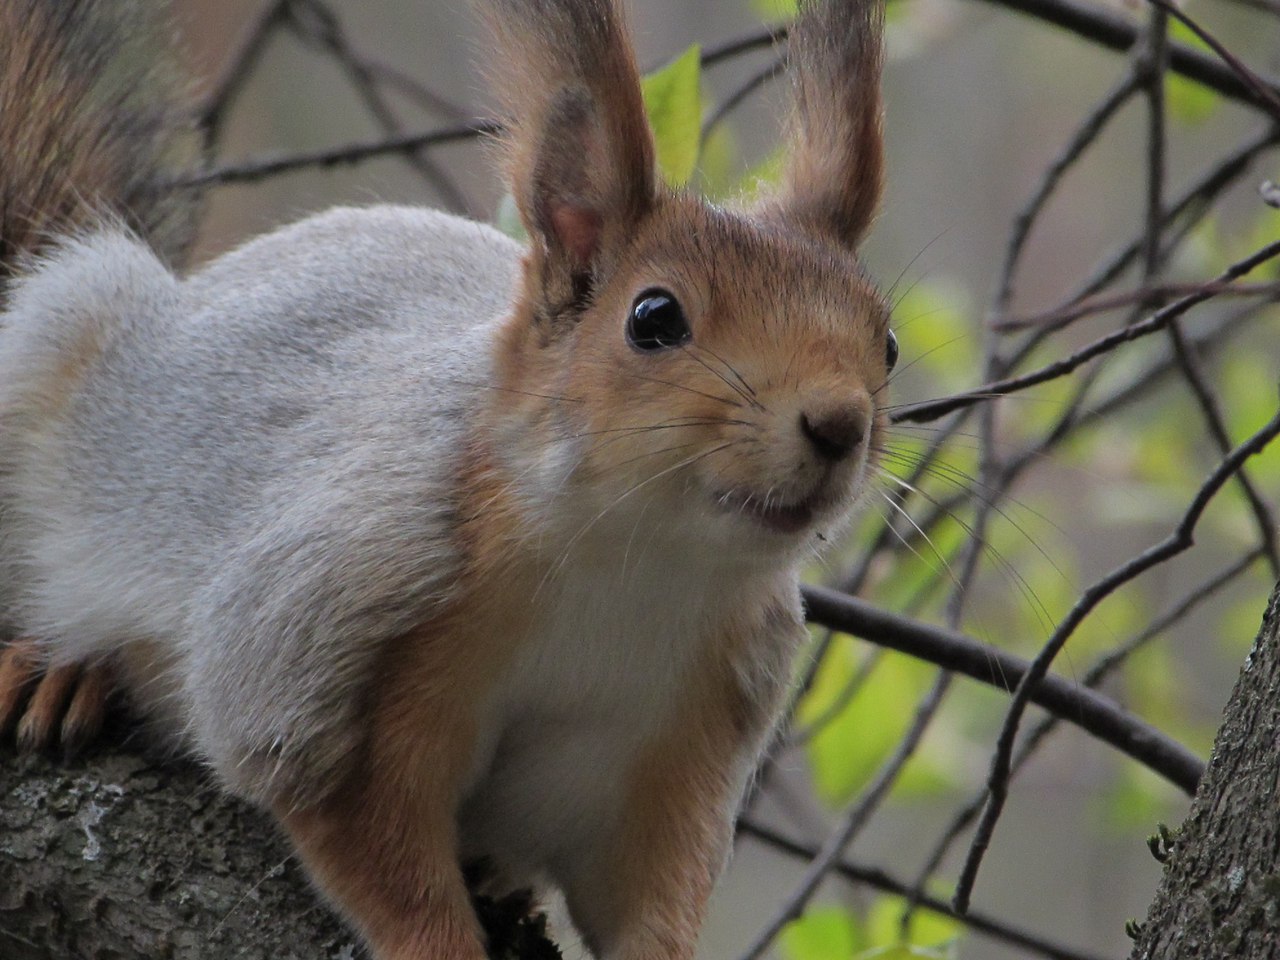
[
  {"left": 174, "top": 121, "right": 498, "bottom": 188},
  {"left": 906, "top": 547, "right": 1264, "bottom": 912},
  {"left": 738, "top": 819, "right": 1114, "bottom": 960},
  {"left": 738, "top": 673, "right": 954, "bottom": 960},
  {"left": 893, "top": 237, "right": 1280, "bottom": 425},
  {"left": 800, "top": 585, "right": 1205, "bottom": 793},
  {"left": 972, "top": 0, "right": 1280, "bottom": 113},
  {"left": 994, "top": 63, "right": 1143, "bottom": 314},
  {"left": 287, "top": 0, "right": 471, "bottom": 213},
  {"left": 952, "top": 405, "right": 1280, "bottom": 913},
  {"left": 994, "top": 281, "right": 1280, "bottom": 331},
  {"left": 1145, "top": 0, "right": 1280, "bottom": 121},
  {"left": 198, "top": 0, "right": 290, "bottom": 144}
]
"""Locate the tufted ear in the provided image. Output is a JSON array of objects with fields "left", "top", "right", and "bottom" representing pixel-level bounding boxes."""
[
  {"left": 771, "top": 0, "right": 885, "bottom": 250},
  {"left": 483, "top": 0, "right": 656, "bottom": 315}
]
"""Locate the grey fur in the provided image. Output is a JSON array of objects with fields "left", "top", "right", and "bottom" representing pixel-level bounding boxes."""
[{"left": 0, "top": 206, "right": 521, "bottom": 802}]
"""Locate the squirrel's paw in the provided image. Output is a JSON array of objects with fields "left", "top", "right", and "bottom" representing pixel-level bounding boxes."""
[{"left": 0, "top": 639, "right": 114, "bottom": 755}]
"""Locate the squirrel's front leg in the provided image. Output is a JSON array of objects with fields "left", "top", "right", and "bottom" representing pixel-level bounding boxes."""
[
  {"left": 559, "top": 716, "right": 753, "bottom": 960},
  {"left": 562, "top": 647, "right": 793, "bottom": 957},
  {"left": 276, "top": 654, "right": 490, "bottom": 960},
  {"left": 277, "top": 770, "right": 484, "bottom": 960},
  {"left": 559, "top": 608, "right": 802, "bottom": 960}
]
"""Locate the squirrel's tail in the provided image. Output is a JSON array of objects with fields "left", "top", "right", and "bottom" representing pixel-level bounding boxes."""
[{"left": 0, "top": 0, "right": 201, "bottom": 296}]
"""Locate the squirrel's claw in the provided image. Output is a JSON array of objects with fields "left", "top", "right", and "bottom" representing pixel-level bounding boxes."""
[
  {"left": 0, "top": 639, "right": 39, "bottom": 738},
  {"left": 0, "top": 640, "right": 112, "bottom": 755},
  {"left": 61, "top": 661, "right": 115, "bottom": 756}
]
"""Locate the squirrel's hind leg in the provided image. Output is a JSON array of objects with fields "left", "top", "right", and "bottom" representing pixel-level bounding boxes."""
[{"left": 0, "top": 639, "right": 115, "bottom": 754}]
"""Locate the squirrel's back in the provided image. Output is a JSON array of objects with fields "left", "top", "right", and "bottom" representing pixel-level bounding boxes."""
[
  {"left": 0, "top": 208, "right": 520, "bottom": 746},
  {"left": 0, "top": 0, "right": 529, "bottom": 795}
]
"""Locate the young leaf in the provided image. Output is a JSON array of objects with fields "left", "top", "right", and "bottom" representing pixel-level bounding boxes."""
[
  {"left": 780, "top": 906, "right": 867, "bottom": 960},
  {"left": 752, "top": 0, "right": 798, "bottom": 19},
  {"left": 867, "top": 895, "right": 963, "bottom": 952},
  {"left": 495, "top": 192, "right": 529, "bottom": 242},
  {"left": 641, "top": 44, "right": 703, "bottom": 187}
]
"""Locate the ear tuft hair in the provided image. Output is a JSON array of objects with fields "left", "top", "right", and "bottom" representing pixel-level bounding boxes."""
[
  {"left": 773, "top": 0, "right": 885, "bottom": 250},
  {"left": 481, "top": 0, "right": 656, "bottom": 307}
]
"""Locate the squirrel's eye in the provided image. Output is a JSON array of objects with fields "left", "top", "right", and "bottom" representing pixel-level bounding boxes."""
[
  {"left": 885, "top": 329, "right": 899, "bottom": 372},
  {"left": 627, "top": 289, "right": 690, "bottom": 352}
]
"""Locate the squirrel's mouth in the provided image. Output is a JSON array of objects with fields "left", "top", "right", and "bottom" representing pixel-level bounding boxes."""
[{"left": 714, "top": 488, "right": 821, "bottom": 534}]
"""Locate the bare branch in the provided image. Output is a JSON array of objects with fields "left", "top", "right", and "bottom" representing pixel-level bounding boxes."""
[
  {"left": 994, "top": 281, "right": 1280, "bottom": 331},
  {"left": 738, "top": 674, "right": 953, "bottom": 960},
  {"left": 893, "top": 237, "right": 1280, "bottom": 424},
  {"left": 952, "top": 403, "right": 1280, "bottom": 913},
  {"left": 737, "top": 819, "right": 1113, "bottom": 960},
  {"left": 174, "top": 121, "right": 497, "bottom": 189},
  {"left": 973, "top": 0, "right": 1280, "bottom": 114},
  {"left": 905, "top": 548, "right": 1265, "bottom": 910},
  {"left": 1144, "top": 0, "right": 1280, "bottom": 122},
  {"left": 198, "top": 0, "right": 290, "bottom": 145},
  {"left": 800, "top": 585, "right": 1205, "bottom": 793}
]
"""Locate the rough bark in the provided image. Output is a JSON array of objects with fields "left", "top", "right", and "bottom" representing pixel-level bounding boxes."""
[
  {"left": 0, "top": 745, "right": 556, "bottom": 959},
  {"left": 1129, "top": 580, "right": 1280, "bottom": 959},
  {"left": 0, "top": 748, "right": 360, "bottom": 959}
]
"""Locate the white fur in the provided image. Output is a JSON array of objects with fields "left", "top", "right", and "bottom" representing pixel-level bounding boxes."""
[
  {"left": 0, "top": 206, "right": 523, "bottom": 797},
  {"left": 0, "top": 203, "right": 809, "bottom": 942}
]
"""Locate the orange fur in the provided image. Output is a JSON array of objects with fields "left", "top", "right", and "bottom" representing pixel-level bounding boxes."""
[
  {"left": 2, "top": 3, "right": 893, "bottom": 958},
  {"left": 17, "top": 660, "right": 80, "bottom": 751},
  {"left": 571, "top": 607, "right": 798, "bottom": 959},
  {"left": 280, "top": 445, "right": 541, "bottom": 959},
  {"left": 0, "top": 640, "right": 39, "bottom": 736}
]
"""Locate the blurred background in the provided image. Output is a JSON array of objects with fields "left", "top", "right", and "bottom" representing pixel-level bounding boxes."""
[{"left": 168, "top": 1, "right": 1280, "bottom": 957}]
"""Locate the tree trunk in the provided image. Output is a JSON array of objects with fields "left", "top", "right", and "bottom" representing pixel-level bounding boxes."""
[
  {"left": 0, "top": 749, "right": 360, "bottom": 959},
  {"left": 1129, "top": 580, "right": 1280, "bottom": 959},
  {"left": 0, "top": 746, "right": 555, "bottom": 959}
]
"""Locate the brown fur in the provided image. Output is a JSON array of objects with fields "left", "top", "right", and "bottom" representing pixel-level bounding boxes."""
[
  {"left": 772, "top": 0, "right": 886, "bottom": 248},
  {"left": 0, "top": 0, "right": 199, "bottom": 294},
  {"left": 483, "top": 0, "right": 657, "bottom": 316},
  {"left": 3, "top": 2, "right": 892, "bottom": 957},
  {"left": 16, "top": 660, "right": 80, "bottom": 751},
  {"left": 281, "top": 445, "right": 541, "bottom": 960},
  {"left": 574, "top": 606, "right": 800, "bottom": 959},
  {"left": 0, "top": 0, "right": 200, "bottom": 757},
  {"left": 0, "top": 640, "right": 39, "bottom": 736}
]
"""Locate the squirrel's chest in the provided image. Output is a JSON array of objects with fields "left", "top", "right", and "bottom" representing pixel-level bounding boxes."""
[{"left": 457, "top": 556, "right": 722, "bottom": 868}]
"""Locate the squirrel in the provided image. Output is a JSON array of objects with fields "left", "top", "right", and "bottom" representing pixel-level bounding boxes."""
[{"left": 0, "top": 0, "right": 895, "bottom": 958}]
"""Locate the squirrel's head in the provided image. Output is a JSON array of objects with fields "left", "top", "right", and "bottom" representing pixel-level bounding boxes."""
[{"left": 482, "top": 0, "right": 892, "bottom": 563}]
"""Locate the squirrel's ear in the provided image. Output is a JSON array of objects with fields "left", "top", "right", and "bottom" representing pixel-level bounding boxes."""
[
  {"left": 771, "top": 0, "right": 885, "bottom": 250},
  {"left": 483, "top": 0, "right": 655, "bottom": 311}
]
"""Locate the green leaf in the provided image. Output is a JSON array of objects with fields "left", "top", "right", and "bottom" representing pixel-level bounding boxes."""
[
  {"left": 752, "top": 0, "right": 798, "bottom": 19},
  {"left": 890, "top": 279, "right": 976, "bottom": 394},
  {"left": 641, "top": 44, "right": 703, "bottom": 187},
  {"left": 737, "top": 146, "right": 788, "bottom": 202},
  {"left": 1165, "top": 20, "right": 1222, "bottom": 124},
  {"left": 853, "top": 946, "right": 954, "bottom": 960},
  {"left": 780, "top": 906, "right": 867, "bottom": 960},
  {"left": 1218, "top": 583, "right": 1273, "bottom": 656},
  {"left": 1220, "top": 339, "right": 1280, "bottom": 493},
  {"left": 1166, "top": 73, "right": 1220, "bottom": 125},
  {"left": 494, "top": 192, "right": 528, "bottom": 242},
  {"left": 800, "top": 643, "right": 960, "bottom": 805},
  {"left": 867, "top": 896, "right": 963, "bottom": 951},
  {"left": 1090, "top": 761, "right": 1185, "bottom": 834}
]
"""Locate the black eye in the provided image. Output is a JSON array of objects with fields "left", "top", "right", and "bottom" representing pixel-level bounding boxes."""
[
  {"left": 626, "top": 289, "right": 690, "bottom": 352},
  {"left": 885, "top": 329, "right": 899, "bottom": 372}
]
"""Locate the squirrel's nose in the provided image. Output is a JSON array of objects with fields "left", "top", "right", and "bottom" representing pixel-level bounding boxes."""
[{"left": 800, "top": 406, "right": 867, "bottom": 462}]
